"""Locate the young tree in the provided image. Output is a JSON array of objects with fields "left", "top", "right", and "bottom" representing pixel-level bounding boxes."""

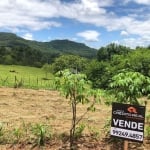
[
  {"left": 54, "top": 69, "right": 102, "bottom": 149},
  {"left": 109, "top": 70, "right": 150, "bottom": 105}
]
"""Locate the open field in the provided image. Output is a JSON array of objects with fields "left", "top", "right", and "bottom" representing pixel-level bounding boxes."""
[
  {"left": 0, "top": 65, "right": 54, "bottom": 89},
  {"left": 0, "top": 87, "right": 150, "bottom": 149}
]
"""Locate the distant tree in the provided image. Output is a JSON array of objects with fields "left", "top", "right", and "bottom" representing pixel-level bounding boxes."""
[
  {"left": 3, "top": 54, "right": 14, "bottom": 65},
  {"left": 50, "top": 55, "right": 88, "bottom": 73},
  {"left": 127, "top": 48, "right": 150, "bottom": 76},
  {"left": 0, "top": 46, "right": 6, "bottom": 63},
  {"left": 108, "top": 47, "right": 150, "bottom": 79},
  {"left": 0, "top": 46, "right": 6, "bottom": 56},
  {"left": 97, "top": 47, "right": 109, "bottom": 61},
  {"left": 97, "top": 43, "right": 130, "bottom": 61},
  {"left": 110, "top": 54, "right": 131, "bottom": 75},
  {"left": 85, "top": 60, "right": 111, "bottom": 88},
  {"left": 34, "top": 61, "right": 42, "bottom": 68}
]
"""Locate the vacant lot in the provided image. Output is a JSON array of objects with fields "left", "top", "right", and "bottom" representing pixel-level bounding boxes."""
[
  {"left": 0, "top": 87, "right": 149, "bottom": 150},
  {"left": 0, "top": 87, "right": 112, "bottom": 149},
  {"left": 0, "top": 87, "right": 109, "bottom": 131}
]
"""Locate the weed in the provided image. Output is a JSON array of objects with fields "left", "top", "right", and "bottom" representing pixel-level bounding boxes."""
[
  {"left": 146, "top": 113, "right": 150, "bottom": 124},
  {"left": 0, "top": 123, "right": 4, "bottom": 143},
  {"left": 103, "top": 117, "right": 111, "bottom": 137},
  {"left": 12, "top": 127, "right": 23, "bottom": 143},
  {"left": 31, "top": 123, "right": 52, "bottom": 146},
  {"left": 88, "top": 126, "right": 101, "bottom": 139},
  {"left": 0, "top": 123, "right": 3, "bottom": 136},
  {"left": 0, "top": 122, "right": 8, "bottom": 144},
  {"left": 59, "top": 132, "right": 69, "bottom": 143},
  {"left": 74, "top": 123, "right": 85, "bottom": 139},
  {"left": 145, "top": 126, "right": 150, "bottom": 138}
]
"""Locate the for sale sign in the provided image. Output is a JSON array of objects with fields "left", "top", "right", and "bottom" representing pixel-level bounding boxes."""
[{"left": 110, "top": 102, "right": 146, "bottom": 142}]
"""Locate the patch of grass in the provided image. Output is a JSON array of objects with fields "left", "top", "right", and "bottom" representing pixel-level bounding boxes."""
[
  {"left": 31, "top": 123, "right": 52, "bottom": 146},
  {"left": 88, "top": 125, "right": 101, "bottom": 139},
  {"left": 0, "top": 64, "right": 54, "bottom": 89},
  {"left": 0, "top": 122, "right": 5, "bottom": 144},
  {"left": 0, "top": 122, "right": 53, "bottom": 147},
  {"left": 74, "top": 123, "right": 85, "bottom": 139}
]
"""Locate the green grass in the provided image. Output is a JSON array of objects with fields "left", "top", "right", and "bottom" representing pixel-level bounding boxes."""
[{"left": 0, "top": 64, "right": 54, "bottom": 89}]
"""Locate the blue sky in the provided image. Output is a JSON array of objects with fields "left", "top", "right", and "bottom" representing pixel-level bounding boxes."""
[{"left": 0, "top": 0, "right": 150, "bottom": 49}]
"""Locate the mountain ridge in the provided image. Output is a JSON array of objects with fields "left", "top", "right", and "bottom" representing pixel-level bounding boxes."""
[{"left": 0, "top": 32, "right": 97, "bottom": 58}]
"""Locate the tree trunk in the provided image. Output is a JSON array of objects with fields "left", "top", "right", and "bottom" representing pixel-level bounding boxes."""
[{"left": 70, "top": 95, "right": 77, "bottom": 150}]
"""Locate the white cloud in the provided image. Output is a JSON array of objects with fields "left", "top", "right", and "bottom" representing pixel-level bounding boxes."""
[
  {"left": 0, "top": 0, "right": 113, "bottom": 31},
  {"left": 133, "top": 0, "right": 150, "bottom": 5},
  {"left": 59, "top": 0, "right": 150, "bottom": 46},
  {"left": 77, "top": 30, "right": 100, "bottom": 42},
  {"left": 22, "top": 33, "right": 34, "bottom": 40},
  {"left": 0, "top": 0, "right": 61, "bottom": 30},
  {"left": 124, "top": 0, "right": 150, "bottom": 5},
  {"left": 0, "top": 0, "right": 148, "bottom": 35},
  {"left": 121, "top": 37, "right": 150, "bottom": 48},
  {"left": 0, "top": 0, "right": 149, "bottom": 48},
  {"left": 121, "top": 31, "right": 129, "bottom": 36}
]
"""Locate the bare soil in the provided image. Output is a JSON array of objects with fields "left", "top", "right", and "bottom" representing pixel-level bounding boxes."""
[
  {"left": 0, "top": 87, "right": 149, "bottom": 150},
  {"left": 0, "top": 87, "right": 109, "bottom": 132},
  {"left": 0, "top": 87, "right": 110, "bottom": 149}
]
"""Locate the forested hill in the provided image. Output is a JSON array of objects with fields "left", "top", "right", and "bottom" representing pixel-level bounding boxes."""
[
  {"left": 0, "top": 32, "right": 97, "bottom": 58},
  {"left": 47, "top": 39, "right": 97, "bottom": 57}
]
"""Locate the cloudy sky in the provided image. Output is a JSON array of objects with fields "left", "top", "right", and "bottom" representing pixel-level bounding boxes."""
[{"left": 0, "top": 0, "right": 150, "bottom": 49}]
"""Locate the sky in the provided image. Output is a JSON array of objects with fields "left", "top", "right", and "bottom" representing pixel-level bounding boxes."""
[{"left": 0, "top": 0, "right": 150, "bottom": 49}]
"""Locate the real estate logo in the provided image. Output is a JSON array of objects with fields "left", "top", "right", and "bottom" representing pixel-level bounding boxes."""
[{"left": 127, "top": 106, "right": 137, "bottom": 113}]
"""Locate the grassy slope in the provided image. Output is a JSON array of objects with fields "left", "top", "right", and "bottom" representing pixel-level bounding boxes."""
[{"left": 0, "top": 64, "right": 54, "bottom": 89}]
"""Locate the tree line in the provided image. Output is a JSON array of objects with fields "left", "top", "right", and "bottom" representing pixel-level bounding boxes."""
[
  {"left": 0, "top": 46, "right": 59, "bottom": 67},
  {"left": 47, "top": 43, "right": 150, "bottom": 90}
]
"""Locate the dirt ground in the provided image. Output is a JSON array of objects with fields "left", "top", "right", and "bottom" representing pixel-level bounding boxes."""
[
  {"left": 0, "top": 87, "right": 111, "bottom": 149},
  {"left": 0, "top": 87, "right": 149, "bottom": 150},
  {"left": 0, "top": 87, "right": 109, "bottom": 132}
]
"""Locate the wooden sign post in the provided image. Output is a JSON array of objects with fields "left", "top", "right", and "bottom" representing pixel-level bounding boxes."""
[{"left": 124, "top": 140, "right": 128, "bottom": 150}]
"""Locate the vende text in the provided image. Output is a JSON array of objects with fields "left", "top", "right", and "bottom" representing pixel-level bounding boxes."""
[{"left": 113, "top": 119, "right": 144, "bottom": 130}]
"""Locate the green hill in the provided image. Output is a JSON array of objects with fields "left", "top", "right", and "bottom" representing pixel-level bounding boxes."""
[
  {"left": 0, "top": 32, "right": 97, "bottom": 58},
  {"left": 49, "top": 39, "right": 97, "bottom": 58}
]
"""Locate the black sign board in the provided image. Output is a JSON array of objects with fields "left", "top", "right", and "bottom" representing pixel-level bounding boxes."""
[{"left": 111, "top": 102, "right": 146, "bottom": 142}]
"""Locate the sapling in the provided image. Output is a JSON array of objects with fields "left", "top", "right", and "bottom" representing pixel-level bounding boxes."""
[
  {"left": 110, "top": 70, "right": 150, "bottom": 105},
  {"left": 55, "top": 69, "right": 103, "bottom": 149}
]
